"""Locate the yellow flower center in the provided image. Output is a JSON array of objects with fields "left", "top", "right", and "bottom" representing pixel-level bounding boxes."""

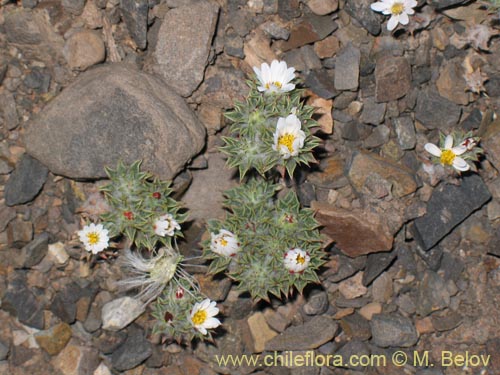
[
  {"left": 296, "top": 254, "right": 306, "bottom": 264},
  {"left": 86, "top": 232, "right": 100, "bottom": 245},
  {"left": 220, "top": 238, "right": 228, "bottom": 247},
  {"left": 265, "top": 81, "right": 282, "bottom": 89},
  {"left": 192, "top": 310, "right": 207, "bottom": 325},
  {"left": 278, "top": 133, "right": 296, "bottom": 153},
  {"left": 440, "top": 149, "right": 456, "bottom": 166},
  {"left": 390, "top": 2, "right": 404, "bottom": 15}
]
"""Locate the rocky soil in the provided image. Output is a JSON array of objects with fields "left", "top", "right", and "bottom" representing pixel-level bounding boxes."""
[{"left": 1, "top": 0, "right": 500, "bottom": 374}]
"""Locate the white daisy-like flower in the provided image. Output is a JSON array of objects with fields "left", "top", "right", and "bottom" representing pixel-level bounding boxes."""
[
  {"left": 253, "top": 60, "right": 295, "bottom": 94},
  {"left": 211, "top": 229, "right": 241, "bottom": 257},
  {"left": 424, "top": 134, "right": 470, "bottom": 172},
  {"left": 190, "top": 298, "right": 221, "bottom": 335},
  {"left": 284, "top": 248, "right": 310, "bottom": 274},
  {"left": 273, "top": 113, "right": 306, "bottom": 159},
  {"left": 77, "top": 223, "right": 109, "bottom": 254},
  {"left": 154, "top": 214, "right": 181, "bottom": 237},
  {"left": 370, "top": 0, "right": 418, "bottom": 31}
]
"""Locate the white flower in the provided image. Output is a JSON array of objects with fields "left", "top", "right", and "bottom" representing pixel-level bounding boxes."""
[
  {"left": 273, "top": 113, "right": 306, "bottom": 159},
  {"left": 77, "top": 223, "right": 109, "bottom": 254},
  {"left": 190, "top": 298, "right": 221, "bottom": 335},
  {"left": 284, "top": 248, "right": 310, "bottom": 274},
  {"left": 370, "top": 0, "right": 418, "bottom": 31},
  {"left": 154, "top": 214, "right": 180, "bottom": 237},
  {"left": 424, "top": 134, "right": 470, "bottom": 172},
  {"left": 253, "top": 60, "right": 295, "bottom": 94},
  {"left": 211, "top": 229, "right": 240, "bottom": 257}
]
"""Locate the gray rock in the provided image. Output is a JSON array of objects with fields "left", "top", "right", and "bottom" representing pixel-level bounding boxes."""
[
  {"left": 17, "top": 232, "right": 49, "bottom": 268},
  {"left": 0, "top": 341, "right": 9, "bottom": 361},
  {"left": 362, "top": 250, "right": 396, "bottom": 286},
  {"left": 413, "top": 174, "right": 491, "bottom": 251},
  {"left": 340, "top": 313, "right": 371, "bottom": 341},
  {"left": 439, "top": 252, "right": 464, "bottom": 282},
  {"left": 363, "top": 125, "right": 390, "bottom": 149},
  {"left": 24, "top": 67, "right": 51, "bottom": 93},
  {"left": 416, "top": 270, "right": 450, "bottom": 317},
  {"left": 94, "top": 330, "right": 128, "bottom": 354},
  {"left": 375, "top": 56, "right": 411, "bottom": 102},
  {"left": 303, "top": 290, "right": 329, "bottom": 315},
  {"left": 51, "top": 281, "right": 96, "bottom": 324},
  {"left": 370, "top": 314, "right": 418, "bottom": 347},
  {"left": 4, "top": 154, "right": 48, "bottom": 206},
  {"left": 0, "top": 204, "right": 16, "bottom": 232},
  {"left": 360, "top": 97, "right": 386, "bottom": 125},
  {"left": 111, "top": 326, "right": 152, "bottom": 371},
  {"left": 2, "top": 276, "right": 45, "bottom": 329},
  {"left": 394, "top": 116, "right": 416, "bottom": 150},
  {"left": 460, "top": 108, "right": 482, "bottom": 131},
  {"left": 430, "top": 311, "right": 462, "bottom": 332},
  {"left": 102, "top": 297, "right": 145, "bottom": 331},
  {"left": 0, "top": 157, "right": 14, "bottom": 175},
  {"left": 335, "top": 44, "right": 360, "bottom": 91},
  {"left": 224, "top": 32, "right": 244, "bottom": 58},
  {"left": 326, "top": 255, "right": 366, "bottom": 283},
  {"left": 120, "top": 0, "right": 148, "bottom": 49},
  {"left": 150, "top": 1, "right": 219, "bottom": 97},
  {"left": 4, "top": 10, "right": 42, "bottom": 44},
  {"left": 283, "top": 45, "right": 322, "bottom": 72},
  {"left": 261, "top": 20, "right": 290, "bottom": 40},
  {"left": 22, "top": 0, "right": 38, "bottom": 8},
  {"left": 344, "top": 0, "right": 382, "bottom": 35},
  {"left": 305, "top": 70, "right": 338, "bottom": 99},
  {"left": 0, "top": 91, "right": 19, "bottom": 130},
  {"left": 25, "top": 64, "right": 206, "bottom": 180},
  {"left": 63, "top": 30, "right": 105, "bottom": 71},
  {"left": 336, "top": 341, "right": 370, "bottom": 371},
  {"left": 427, "top": 0, "right": 469, "bottom": 9},
  {"left": 62, "top": 0, "right": 86, "bottom": 15},
  {"left": 415, "top": 88, "right": 461, "bottom": 130},
  {"left": 265, "top": 316, "right": 338, "bottom": 351}
]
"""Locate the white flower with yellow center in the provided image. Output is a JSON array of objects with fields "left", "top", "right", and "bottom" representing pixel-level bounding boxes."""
[
  {"left": 77, "top": 223, "right": 110, "bottom": 254},
  {"left": 190, "top": 298, "right": 221, "bottom": 335},
  {"left": 154, "top": 214, "right": 181, "bottom": 237},
  {"left": 424, "top": 135, "right": 470, "bottom": 172},
  {"left": 273, "top": 113, "right": 306, "bottom": 159},
  {"left": 284, "top": 248, "right": 310, "bottom": 274},
  {"left": 370, "top": 0, "right": 417, "bottom": 31},
  {"left": 253, "top": 60, "right": 295, "bottom": 94},
  {"left": 211, "top": 229, "right": 240, "bottom": 257}
]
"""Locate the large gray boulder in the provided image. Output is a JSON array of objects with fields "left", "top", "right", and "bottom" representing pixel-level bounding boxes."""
[{"left": 24, "top": 64, "right": 206, "bottom": 180}]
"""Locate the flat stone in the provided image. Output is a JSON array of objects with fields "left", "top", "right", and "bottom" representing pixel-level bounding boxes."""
[
  {"left": 102, "top": 297, "right": 145, "bottom": 331},
  {"left": 371, "top": 272, "right": 393, "bottom": 303},
  {"left": 340, "top": 313, "right": 371, "bottom": 341},
  {"left": 431, "top": 311, "right": 462, "bottom": 332},
  {"left": 394, "top": 116, "right": 416, "bottom": 150},
  {"left": 363, "top": 125, "right": 390, "bottom": 149},
  {"left": 347, "top": 151, "right": 419, "bottom": 198},
  {"left": 415, "top": 88, "right": 461, "bottom": 130},
  {"left": 0, "top": 91, "right": 19, "bottom": 130},
  {"left": 150, "top": 1, "right": 219, "bottom": 97},
  {"left": 482, "top": 118, "right": 500, "bottom": 171},
  {"left": 428, "top": 0, "right": 470, "bottom": 10},
  {"left": 375, "top": 56, "right": 411, "bottom": 102},
  {"left": 51, "top": 282, "right": 96, "bottom": 324},
  {"left": 7, "top": 219, "right": 33, "bottom": 247},
  {"left": 196, "top": 274, "right": 232, "bottom": 302},
  {"left": 2, "top": 276, "right": 44, "bottom": 329},
  {"left": 307, "top": 0, "right": 338, "bottom": 15},
  {"left": 460, "top": 108, "right": 482, "bottom": 131},
  {"left": 265, "top": 316, "right": 337, "bottom": 351},
  {"left": 334, "top": 43, "right": 360, "bottom": 91},
  {"left": 62, "top": 0, "right": 85, "bottom": 15},
  {"left": 283, "top": 45, "right": 322, "bottom": 72},
  {"left": 34, "top": 322, "right": 72, "bottom": 355},
  {"left": 17, "top": 232, "right": 49, "bottom": 268},
  {"left": 279, "top": 14, "right": 338, "bottom": 51},
  {"left": 260, "top": 20, "right": 290, "bottom": 40},
  {"left": 247, "top": 312, "right": 278, "bottom": 353},
  {"left": 312, "top": 201, "right": 394, "bottom": 257},
  {"left": 344, "top": 0, "right": 382, "bottom": 35},
  {"left": 48, "top": 242, "right": 70, "bottom": 264},
  {"left": 307, "top": 156, "right": 347, "bottom": 189},
  {"left": 303, "top": 290, "right": 329, "bottom": 316},
  {"left": 4, "top": 154, "right": 48, "bottom": 206},
  {"left": 360, "top": 97, "right": 386, "bottom": 125},
  {"left": 339, "top": 272, "right": 368, "bottom": 299},
  {"left": 120, "top": 0, "right": 148, "bottom": 49},
  {"left": 416, "top": 270, "right": 450, "bottom": 317},
  {"left": 413, "top": 174, "right": 491, "bottom": 251},
  {"left": 53, "top": 344, "right": 100, "bottom": 375},
  {"left": 305, "top": 70, "right": 338, "bottom": 99},
  {"left": 25, "top": 64, "right": 206, "bottom": 180},
  {"left": 336, "top": 341, "right": 370, "bottom": 371},
  {"left": 111, "top": 326, "right": 152, "bottom": 371},
  {"left": 362, "top": 250, "right": 397, "bottom": 286},
  {"left": 0, "top": 203, "right": 17, "bottom": 232},
  {"left": 359, "top": 302, "right": 382, "bottom": 320},
  {"left": 63, "top": 30, "right": 105, "bottom": 71},
  {"left": 323, "top": 254, "right": 366, "bottom": 283},
  {"left": 436, "top": 58, "right": 469, "bottom": 105},
  {"left": 370, "top": 314, "right": 418, "bottom": 347},
  {"left": 314, "top": 35, "right": 339, "bottom": 59}
]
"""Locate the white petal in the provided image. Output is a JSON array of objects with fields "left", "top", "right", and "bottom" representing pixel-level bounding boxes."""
[
  {"left": 257, "top": 86, "right": 266, "bottom": 92},
  {"left": 424, "top": 143, "right": 442, "bottom": 157},
  {"left": 406, "top": 0, "right": 418, "bottom": 8},
  {"left": 371, "top": 2, "right": 388, "bottom": 12},
  {"left": 399, "top": 12, "right": 409, "bottom": 25},
  {"left": 197, "top": 326, "right": 208, "bottom": 335},
  {"left": 261, "top": 63, "right": 271, "bottom": 83},
  {"left": 203, "top": 317, "right": 221, "bottom": 329},
  {"left": 387, "top": 15, "right": 399, "bottom": 31},
  {"left": 453, "top": 157, "right": 470, "bottom": 171},
  {"left": 405, "top": 7, "right": 415, "bottom": 15},
  {"left": 444, "top": 134, "right": 453, "bottom": 149},
  {"left": 451, "top": 145, "right": 467, "bottom": 155}
]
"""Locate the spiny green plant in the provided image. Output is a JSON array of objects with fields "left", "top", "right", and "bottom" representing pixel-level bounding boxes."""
[
  {"left": 100, "top": 160, "right": 187, "bottom": 250},
  {"left": 202, "top": 179, "right": 324, "bottom": 301}
]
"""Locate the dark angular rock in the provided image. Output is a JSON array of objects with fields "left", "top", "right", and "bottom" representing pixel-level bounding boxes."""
[
  {"left": 0, "top": 204, "right": 16, "bottom": 232},
  {"left": 0, "top": 91, "right": 19, "bottom": 130},
  {"left": 439, "top": 252, "right": 464, "bottom": 282},
  {"left": 485, "top": 75, "right": 500, "bottom": 98},
  {"left": 305, "top": 70, "right": 338, "bottom": 99},
  {"left": 394, "top": 116, "right": 416, "bottom": 150},
  {"left": 297, "top": 181, "right": 316, "bottom": 207},
  {"left": 460, "top": 108, "right": 482, "bottom": 131},
  {"left": 0, "top": 340, "right": 10, "bottom": 361},
  {"left": 278, "top": 0, "right": 301, "bottom": 20},
  {"left": 360, "top": 97, "right": 386, "bottom": 125},
  {"left": 111, "top": 326, "right": 152, "bottom": 371},
  {"left": 51, "top": 281, "right": 97, "bottom": 324},
  {"left": 370, "top": 314, "right": 418, "bottom": 347},
  {"left": 431, "top": 311, "right": 462, "bottom": 332},
  {"left": 417, "top": 270, "right": 450, "bottom": 317},
  {"left": 413, "top": 65, "right": 431, "bottom": 85},
  {"left": 427, "top": 0, "right": 470, "bottom": 10},
  {"left": 120, "top": 0, "right": 149, "bottom": 49},
  {"left": 340, "top": 313, "right": 371, "bottom": 341},
  {"left": 62, "top": 0, "right": 85, "bottom": 15},
  {"left": 362, "top": 250, "right": 396, "bottom": 286},
  {"left": 2, "top": 275, "right": 45, "bottom": 329},
  {"left": 280, "top": 14, "right": 338, "bottom": 51},
  {"left": 416, "top": 245, "right": 443, "bottom": 271},
  {"left": 282, "top": 45, "right": 322, "bottom": 72},
  {"left": 18, "top": 232, "right": 49, "bottom": 268},
  {"left": 24, "top": 67, "right": 51, "bottom": 93},
  {"left": 363, "top": 125, "right": 390, "bottom": 149},
  {"left": 303, "top": 290, "right": 329, "bottom": 316},
  {"left": 336, "top": 341, "right": 370, "bottom": 370},
  {"left": 344, "top": 0, "right": 382, "bottom": 35},
  {"left": 22, "top": 0, "right": 38, "bottom": 8},
  {"left": 5, "top": 154, "right": 48, "bottom": 207},
  {"left": 334, "top": 43, "right": 360, "bottom": 91},
  {"left": 413, "top": 174, "right": 491, "bottom": 251},
  {"left": 375, "top": 55, "right": 411, "bottom": 102},
  {"left": 415, "top": 88, "right": 461, "bottom": 130}
]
